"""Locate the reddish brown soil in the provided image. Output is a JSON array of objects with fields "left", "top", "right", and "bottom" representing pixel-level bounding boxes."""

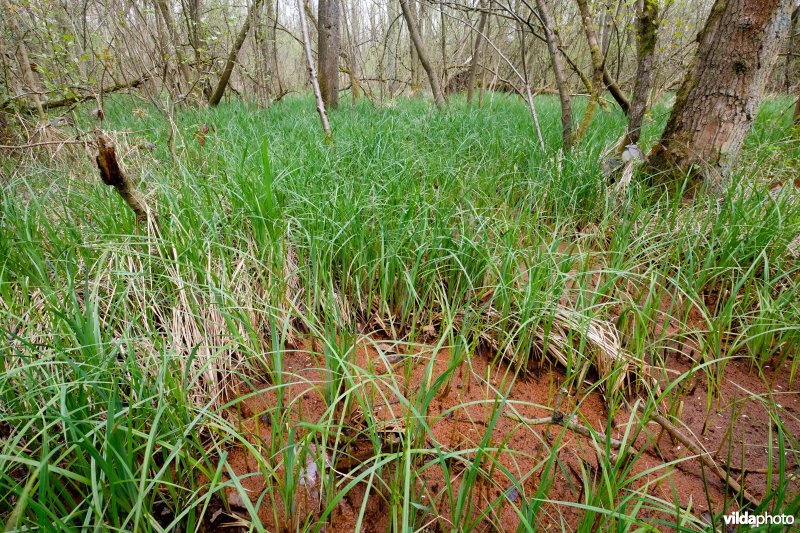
[{"left": 209, "top": 333, "right": 799, "bottom": 532}]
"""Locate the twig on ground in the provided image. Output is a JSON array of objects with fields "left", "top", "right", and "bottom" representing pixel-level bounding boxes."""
[
  {"left": 635, "top": 405, "right": 759, "bottom": 506},
  {"left": 504, "top": 388, "right": 626, "bottom": 449}
]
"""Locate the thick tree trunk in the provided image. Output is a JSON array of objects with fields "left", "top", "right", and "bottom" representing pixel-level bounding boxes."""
[
  {"left": 399, "top": 0, "right": 446, "bottom": 110},
  {"left": 208, "top": 0, "right": 263, "bottom": 106},
  {"left": 318, "top": 0, "right": 340, "bottom": 109},
  {"left": 535, "top": 0, "right": 573, "bottom": 149},
  {"left": 618, "top": 0, "right": 658, "bottom": 150},
  {"left": 466, "top": 0, "right": 488, "bottom": 105},
  {"left": 648, "top": 0, "right": 794, "bottom": 187}
]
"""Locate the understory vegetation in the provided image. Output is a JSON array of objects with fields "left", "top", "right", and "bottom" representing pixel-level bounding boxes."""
[{"left": 1, "top": 94, "right": 799, "bottom": 531}]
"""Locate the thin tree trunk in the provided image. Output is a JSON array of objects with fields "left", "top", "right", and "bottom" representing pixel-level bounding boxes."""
[
  {"left": 386, "top": 0, "right": 400, "bottom": 95},
  {"left": 440, "top": 6, "right": 447, "bottom": 87},
  {"left": 466, "top": 0, "right": 488, "bottom": 105},
  {"left": 575, "top": 0, "right": 629, "bottom": 118},
  {"left": 340, "top": 0, "right": 361, "bottom": 102},
  {"left": 298, "top": 0, "right": 333, "bottom": 142},
  {"left": 318, "top": 0, "right": 340, "bottom": 109},
  {"left": 786, "top": 6, "right": 797, "bottom": 93},
  {"left": 479, "top": 12, "right": 491, "bottom": 107},
  {"left": 208, "top": 0, "right": 263, "bottom": 106},
  {"left": 618, "top": 0, "right": 658, "bottom": 151},
  {"left": 410, "top": 0, "right": 422, "bottom": 95},
  {"left": 399, "top": 0, "right": 446, "bottom": 110},
  {"left": 519, "top": 21, "right": 545, "bottom": 150},
  {"left": 793, "top": 95, "right": 800, "bottom": 130},
  {"left": 271, "top": 0, "right": 284, "bottom": 96},
  {"left": 155, "top": 0, "right": 193, "bottom": 96},
  {"left": 187, "top": 0, "right": 213, "bottom": 100},
  {"left": 648, "top": 0, "right": 794, "bottom": 189},
  {"left": 2, "top": 0, "right": 45, "bottom": 120},
  {"left": 535, "top": 0, "right": 573, "bottom": 148},
  {"left": 574, "top": 0, "right": 607, "bottom": 142}
]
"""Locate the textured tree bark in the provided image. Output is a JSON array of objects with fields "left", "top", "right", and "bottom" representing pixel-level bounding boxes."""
[
  {"left": 318, "top": 0, "right": 341, "bottom": 109},
  {"left": 466, "top": 0, "right": 488, "bottom": 105},
  {"left": 208, "top": 0, "right": 263, "bottom": 106},
  {"left": 535, "top": 0, "right": 573, "bottom": 149},
  {"left": 399, "top": 0, "right": 446, "bottom": 110},
  {"left": 618, "top": 0, "right": 658, "bottom": 151},
  {"left": 298, "top": 0, "right": 333, "bottom": 142},
  {"left": 96, "top": 134, "right": 151, "bottom": 225},
  {"left": 648, "top": 0, "right": 794, "bottom": 188}
]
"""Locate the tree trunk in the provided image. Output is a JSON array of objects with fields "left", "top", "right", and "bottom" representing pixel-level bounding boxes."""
[
  {"left": 784, "top": 6, "right": 797, "bottom": 92},
  {"left": 187, "top": 0, "right": 213, "bottom": 100},
  {"left": 518, "top": 21, "right": 546, "bottom": 150},
  {"left": 298, "top": 0, "right": 333, "bottom": 142},
  {"left": 155, "top": 0, "right": 193, "bottom": 96},
  {"left": 385, "top": 0, "right": 400, "bottom": 96},
  {"left": 410, "top": 46, "right": 421, "bottom": 95},
  {"left": 340, "top": 0, "right": 361, "bottom": 102},
  {"left": 793, "top": 95, "right": 800, "bottom": 130},
  {"left": 575, "top": 0, "right": 629, "bottom": 119},
  {"left": 535, "top": 0, "right": 573, "bottom": 148},
  {"left": 466, "top": 0, "right": 488, "bottom": 105},
  {"left": 318, "top": 0, "right": 340, "bottom": 109},
  {"left": 618, "top": 0, "right": 658, "bottom": 150},
  {"left": 574, "top": 0, "right": 606, "bottom": 142},
  {"left": 399, "top": 0, "right": 446, "bottom": 110},
  {"left": 648, "top": 0, "right": 794, "bottom": 187},
  {"left": 2, "top": 0, "right": 45, "bottom": 120},
  {"left": 479, "top": 12, "right": 491, "bottom": 107},
  {"left": 270, "top": 0, "right": 284, "bottom": 97},
  {"left": 208, "top": 0, "right": 263, "bottom": 106}
]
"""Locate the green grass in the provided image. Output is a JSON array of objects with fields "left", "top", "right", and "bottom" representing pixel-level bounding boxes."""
[{"left": 1, "top": 93, "right": 799, "bottom": 531}]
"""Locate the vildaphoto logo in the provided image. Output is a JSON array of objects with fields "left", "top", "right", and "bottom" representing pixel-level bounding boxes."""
[{"left": 722, "top": 511, "right": 795, "bottom": 527}]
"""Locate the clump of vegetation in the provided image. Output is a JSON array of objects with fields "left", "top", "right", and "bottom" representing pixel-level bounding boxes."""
[{"left": 1, "top": 94, "right": 798, "bottom": 531}]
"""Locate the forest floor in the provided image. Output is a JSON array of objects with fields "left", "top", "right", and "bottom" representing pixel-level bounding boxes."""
[{"left": 1, "top": 94, "right": 799, "bottom": 532}]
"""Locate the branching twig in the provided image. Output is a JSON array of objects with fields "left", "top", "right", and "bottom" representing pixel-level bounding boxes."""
[{"left": 504, "top": 388, "right": 626, "bottom": 449}]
